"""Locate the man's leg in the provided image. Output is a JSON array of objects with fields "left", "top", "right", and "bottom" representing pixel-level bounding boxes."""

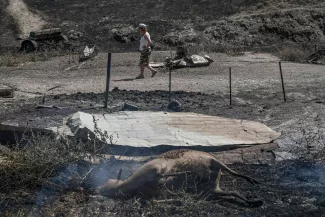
[
  {"left": 136, "top": 65, "right": 145, "bottom": 79},
  {"left": 146, "top": 65, "right": 157, "bottom": 77}
]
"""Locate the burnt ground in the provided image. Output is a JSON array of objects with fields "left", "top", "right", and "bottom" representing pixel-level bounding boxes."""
[
  {"left": 1, "top": 0, "right": 325, "bottom": 53},
  {"left": 1, "top": 89, "right": 325, "bottom": 216},
  {"left": 1, "top": 160, "right": 325, "bottom": 217},
  {"left": 2, "top": 85, "right": 325, "bottom": 158},
  {"left": 1, "top": 52, "right": 325, "bottom": 216}
]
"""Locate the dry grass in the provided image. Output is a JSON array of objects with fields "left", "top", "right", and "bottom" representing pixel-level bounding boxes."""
[
  {"left": 276, "top": 41, "right": 315, "bottom": 63},
  {"left": 0, "top": 134, "right": 85, "bottom": 194}
]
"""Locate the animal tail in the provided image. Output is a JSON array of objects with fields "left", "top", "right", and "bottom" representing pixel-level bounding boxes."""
[{"left": 210, "top": 155, "right": 261, "bottom": 185}]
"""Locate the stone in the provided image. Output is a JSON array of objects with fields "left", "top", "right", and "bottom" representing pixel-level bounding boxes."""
[
  {"left": 0, "top": 144, "right": 10, "bottom": 152},
  {"left": 190, "top": 55, "right": 210, "bottom": 66},
  {"left": 167, "top": 100, "right": 182, "bottom": 112},
  {"left": 204, "top": 55, "right": 214, "bottom": 63},
  {"left": 68, "top": 30, "right": 83, "bottom": 40},
  {"left": 123, "top": 103, "right": 139, "bottom": 111},
  {"left": 149, "top": 62, "right": 165, "bottom": 68},
  {"left": 111, "top": 26, "right": 137, "bottom": 43},
  {"left": 164, "top": 54, "right": 213, "bottom": 69},
  {"left": 0, "top": 88, "right": 14, "bottom": 98}
]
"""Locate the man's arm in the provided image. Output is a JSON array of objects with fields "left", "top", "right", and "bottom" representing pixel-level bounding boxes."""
[{"left": 144, "top": 33, "right": 152, "bottom": 48}]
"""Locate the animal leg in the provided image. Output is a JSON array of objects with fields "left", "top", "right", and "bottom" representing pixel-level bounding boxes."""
[
  {"left": 212, "top": 169, "right": 263, "bottom": 206},
  {"left": 215, "top": 169, "right": 222, "bottom": 191},
  {"left": 213, "top": 189, "right": 263, "bottom": 206},
  {"left": 211, "top": 159, "right": 261, "bottom": 185}
]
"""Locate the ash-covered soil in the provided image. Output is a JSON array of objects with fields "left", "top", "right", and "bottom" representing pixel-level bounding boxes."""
[
  {"left": 1, "top": 86, "right": 325, "bottom": 159},
  {"left": 1, "top": 160, "right": 325, "bottom": 217},
  {"left": 1, "top": 0, "right": 325, "bottom": 51},
  {"left": 1, "top": 67, "right": 325, "bottom": 216}
]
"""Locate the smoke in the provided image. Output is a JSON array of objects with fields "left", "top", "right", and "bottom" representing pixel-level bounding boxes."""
[
  {"left": 33, "top": 159, "right": 144, "bottom": 208},
  {"left": 34, "top": 163, "right": 85, "bottom": 207}
]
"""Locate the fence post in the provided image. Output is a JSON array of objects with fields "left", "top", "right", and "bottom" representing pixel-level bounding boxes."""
[
  {"left": 279, "top": 61, "right": 286, "bottom": 102},
  {"left": 229, "top": 67, "right": 232, "bottom": 106},
  {"left": 69, "top": 49, "right": 71, "bottom": 64},
  {"left": 104, "top": 53, "right": 112, "bottom": 108},
  {"left": 169, "top": 67, "right": 172, "bottom": 103}
]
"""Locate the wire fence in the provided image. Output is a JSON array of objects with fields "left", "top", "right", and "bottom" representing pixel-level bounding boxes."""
[{"left": 1, "top": 48, "right": 325, "bottom": 108}]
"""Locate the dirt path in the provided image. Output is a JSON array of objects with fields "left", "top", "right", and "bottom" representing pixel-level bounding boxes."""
[{"left": 6, "top": 0, "right": 46, "bottom": 35}]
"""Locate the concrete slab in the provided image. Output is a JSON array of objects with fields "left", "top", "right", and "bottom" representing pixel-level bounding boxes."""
[{"left": 63, "top": 111, "right": 280, "bottom": 153}]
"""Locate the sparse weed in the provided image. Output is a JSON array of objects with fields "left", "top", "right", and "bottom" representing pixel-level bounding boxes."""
[
  {"left": 0, "top": 116, "right": 115, "bottom": 214},
  {"left": 276, "top": 41, "right": 314, "bottom": 63}
]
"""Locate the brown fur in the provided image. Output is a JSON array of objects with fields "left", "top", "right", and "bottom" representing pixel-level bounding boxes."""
[
  {"left": 95, "top": 149, "right": 263, "bottom": 206},
  {"left": 156, "top": 149, "right": 191, "bottom": 159}
]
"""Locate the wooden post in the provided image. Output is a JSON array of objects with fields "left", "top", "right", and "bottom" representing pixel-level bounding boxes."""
[
  {"left": 229, "top": 67, "right": 232, "bottom": 106},
  {"left": 279, "top": 61, "right": 286, "bottom": 102},
  {"left": 104, "top": 53, "right": 112, "bottom": 108},
  {"left": 69, "top": 50, "right": 71, "bottom": 64},
  {"left": 169, "top": 67, "right": 172, "bottom": 103},
  {"left": 229, "top": 0, "right": 233, "bottom": 13}
]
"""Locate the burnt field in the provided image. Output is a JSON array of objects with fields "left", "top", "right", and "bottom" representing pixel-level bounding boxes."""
[
  {"left": 1, "top": 0, "right": 325, "bottom": 215},
  {"left": 1, "top": 158, "right": 325, "bottom": 216},
  {"left": 1, "top": 50, "right": 325, "bottom": 216},
  {"left": 2, "top": 0, "right": 325, "bottom": 54},
  {"left": 1, "top": 89, "right": 325, "bottom": 216}
]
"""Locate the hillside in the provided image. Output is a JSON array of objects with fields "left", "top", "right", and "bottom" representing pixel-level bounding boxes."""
[{"left": 1, "top": 0, "right": 325, "bottom": 52}]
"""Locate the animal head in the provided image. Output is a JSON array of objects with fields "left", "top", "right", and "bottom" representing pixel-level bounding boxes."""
[
  {"left": 94, "top": 169, "right": 124, "bottom": 197},
  {"left": 95, "top": 179, "right": 123, "bottom": 197}
]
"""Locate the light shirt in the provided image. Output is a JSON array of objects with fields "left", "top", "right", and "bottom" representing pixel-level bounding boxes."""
[{"left": 139, "top": 32, "right": 151, "bottom": 51}]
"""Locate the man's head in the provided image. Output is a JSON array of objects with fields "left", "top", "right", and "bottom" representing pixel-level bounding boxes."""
[{"left": 138, "top": 23, "right": 147, "bottom": 34}]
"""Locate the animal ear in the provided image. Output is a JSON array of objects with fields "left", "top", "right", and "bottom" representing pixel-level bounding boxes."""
[{"left": 117, "top": 168, "right": 123, "bottom": 181}]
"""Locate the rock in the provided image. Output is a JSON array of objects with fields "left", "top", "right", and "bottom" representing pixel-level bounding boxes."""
[
  {"left": 105, "top": 103, "right": 125, "bottom": 113},
  {"left": 0, "top": 144, "right": 10, "bottom": 152},
  {"left": 190, "top": 55, "right": 210, "bottom": 66},
  {"left": 111, "top": 26, "right": 137, "bottom": 43},
  {"left": 167, "top": 100, "right": 182, "bottom": 112},
  {"left": 165, "top": 54, "right": 213, "bottom": 68},
  {"left": 204, "top": 55, "right": 214, "bottom": 63},
  {"left": 0, "top": 88, "right": 14, "bottom": 98},
  {"left": 149, "top": 62, "right": 165, "bottom": 68},
  {"left": 68, "top": 30, "right": 83, "bottom": 40},
  {"left": 123, "top": 103, "right": 139, "bottom": 111}
]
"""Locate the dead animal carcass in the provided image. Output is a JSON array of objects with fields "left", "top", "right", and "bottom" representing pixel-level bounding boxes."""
[
  {"left": 95, "top": 149, "right": 263, "bottom": 206},
  {"left": 19, "top": 28, "right": 69, "bottom": 52}
]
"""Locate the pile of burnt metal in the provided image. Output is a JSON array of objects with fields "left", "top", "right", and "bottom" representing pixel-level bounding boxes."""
[
  {"left": 165, "top": 46, "right": 214, "bottom": 69},
  {"left": 18, "top": 28, "right": 70, "bottom": 52}
]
